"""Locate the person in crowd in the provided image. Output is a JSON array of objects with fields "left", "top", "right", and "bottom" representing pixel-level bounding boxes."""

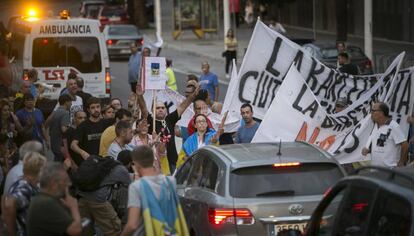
[
  {"left": 57, "top": 77, "right": 83, "bottom": 123},
  {"left": 107, "top": 120, "right": 133, "bottom": 160},
  {"left": 120, "top": 145, "right": 188, "bottom": 236},
  {"left": 100, "top": 108, "right": 132, "bottom": 157},
  {"left": 2, "top": 141, "right": 44, "bottom": 197},
  {"left": 184, "top": 79, "right": 198, "bottom": 98},
  {"left": 0, "top": 133, "right": 10, "bottom": 183},
  {"left": 224, "top": 29, "right": 237, "bottom": 78},
  {"left": 15, "top": 93, "right": 48, "bottom": 146},
  {"left": 236, "top": 103, "right": 260, "bottom": 143},
  {"left": 110, "top": 98, "right": 123, "bottom": 113},
  {"left": 4, "top": 152, "right": 46, "bottom": 236},
  {"left": 199, "top": 62, "right": 219, "bottom": 102},
  {"left": 334, "top": 97, "right": 349, "bottom": 113},
  {"left": 13, "top": 81, "right": 31, "bottom": 112},
  {"left": 128, "top": 45, "right": 151, "bottom": 93},
  {"left": 362, "top": 102, "right": 409, "bottom": 167},
  {"left": 102, "top": 104, "right": 115, "bottom": 119},
  {"left": 187, "top": 74, "right": 198, "bottom": 83},
  {"left": 211, "top": 102, "right": 223, "bottom": 114},
  {"left": 0, "top": 99, "right": 22, "bottom": 145},
  {"left": 244, "top": 0, "right": 254, "bottom": 25},
  {"left": 166, "top": 59, "right": 177, "bottom": 91},
  {"left": 26, "top": 162, "right": 82, "bottom": 236},
  {"left": 33, "top": 82, "right": 55, "bottom": 120},
  {"left": 130, "top": 118, "right": 167, "bottom": 174},
  {"left": 187, "top": 98, "right": 214, "bottom": 137},
  {"left": 178, "top": 113, "right": 226, "bottom": 165},
  {"left": 71, "top": 97, "right": 113, "bottom": 162},
  {"left": 78, "top": 158, "right": 131, "bottom": 235},
  {"left": 75, "top": 77, "right": 92, "bottom": 113},
  {"left": 229, "top": 0, "right": 240, "bottom": 28},
  {"left": 46, "top": 94, "right": 72, "bottom": 162},
  {"left": 338, "top": 52, "right": 359, "bottom": 75},
  {"left": 336, "top": 41, "right": 346, "bottom": 53},
  {"left": 26, "top": 69, "right": 38, "bottom": 98},
  {"left": 63, "top": 110, "right": 87, "bottom": 167},
  {"left": 136, "top": 82, "right": 199, "bottom": 172}
]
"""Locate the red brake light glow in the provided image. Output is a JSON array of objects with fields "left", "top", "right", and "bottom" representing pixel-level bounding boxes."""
[
  {"left": 208, "top": 208, "right": 254, "bottom": 225},
  {"left": 42, "top": 39, "right": 48, "bottom": 45},
  {"left": 273, "top": 162, "right": 301, "bottom": 167},
  {"left": 105, "top": 68, "right": 111, "bottom": 94},
  {"left": 352, "top": 203, "right": 368, "bottom": 213}
]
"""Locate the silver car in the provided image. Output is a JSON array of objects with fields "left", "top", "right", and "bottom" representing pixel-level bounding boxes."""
[
  {"left": 102, "top": 24, "right": 143, "bottom": 58},
  {"left": 174, "top": 142, "right": 346, "bottom": 236}
]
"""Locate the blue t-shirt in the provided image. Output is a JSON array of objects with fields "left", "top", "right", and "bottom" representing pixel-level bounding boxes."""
[
  {"left": 236, "top": 122, "right": 260, "bottom": 143},
  {"left": 30, "top": 84, "right": 38, "bottom": 97},
  {"left": 199, "top": 72, "right": 219, "bottom": 100},
  {"left": 16, "top": 108, "right": 45, "bottom": 143},
  {"left": 128, "top": 52, "right": 142, "bottom": 83}
]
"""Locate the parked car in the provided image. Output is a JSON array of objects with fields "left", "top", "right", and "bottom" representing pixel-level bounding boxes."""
[
  {"left": 302, "top": 43, "right": 374, "bottom": 75},
  {"left": 98, "top": 6, "right": 129, "bottom": 29},
  {"left": 283, "top": 166, "right": 414, "bottom": 236},
  {"left": 103, "top": 24, "right": 143, "bottom": 58},
  {"left": 174, "top": 142, "right": 346, "bottom": 236},
  {"left": 79, "top": 0, "right": 105, "bottom": 17}
]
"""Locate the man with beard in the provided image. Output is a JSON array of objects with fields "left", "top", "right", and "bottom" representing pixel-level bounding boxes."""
[
  {"left": 136, "top": 83, "right": 199, "bottom": 172},
  {"left": 71, "top": 97, "right": 113, "bottom": 162},
  {"left": 235, "top": 103, "right": 260, "bottom": 143},
  {"left": 26, "top": 162, "right": 82, "bottom": 236}
]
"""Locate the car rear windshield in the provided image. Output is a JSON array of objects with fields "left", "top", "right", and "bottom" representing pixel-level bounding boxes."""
[
  {"left": 109, "top": 26, "right": 139, "bottom": 36},
  {"left": 102, "top": 8, "right": 126, "bottom": 17},
  {"left": 32, "top": 37, "right": 102, "bottom": 73},
  {"left": 230, "top": 163, "right": 343, "bottom": 198}
]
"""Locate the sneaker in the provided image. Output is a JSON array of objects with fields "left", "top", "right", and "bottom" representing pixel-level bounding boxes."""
[{"left": 225, "top": 74, "right": 230, "bottom": 78}]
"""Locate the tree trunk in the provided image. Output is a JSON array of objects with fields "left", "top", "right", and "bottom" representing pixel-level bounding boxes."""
[{"left": 134, "top": 0, "right": 148, "bottom": 28}]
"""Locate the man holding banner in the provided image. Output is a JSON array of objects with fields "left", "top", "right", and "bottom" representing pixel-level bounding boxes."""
[{"left": 362, "top": 102, "right": 409, "bottom": 168}]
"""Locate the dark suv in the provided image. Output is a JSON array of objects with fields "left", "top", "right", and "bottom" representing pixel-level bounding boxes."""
[{"left": 285, "top": 166, "right": 414, "bottom": 236}]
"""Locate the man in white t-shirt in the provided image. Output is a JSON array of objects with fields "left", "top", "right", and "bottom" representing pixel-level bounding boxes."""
[
  {"left": 107, "top": 120, "right": 133, "bottom": 160},
  {"left": 362, "top": 102, "right": 409, "bottom": 167},
  {"left": 55, "top": 77, "right": 83, "bottom": 123}
]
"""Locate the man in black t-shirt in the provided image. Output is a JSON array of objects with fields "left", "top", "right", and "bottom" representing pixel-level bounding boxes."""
[
  {"left": 71, "top": 97, "right": 113, "bottom": 161},
  {"left": 64, "top": 110, "right": 87, "bottom": 166},
  {"left": 338, "top": 52, "right": 359, "bottom": 75},
  {"left": 135, "top": 83, "right": 199, "bottom": 172}
]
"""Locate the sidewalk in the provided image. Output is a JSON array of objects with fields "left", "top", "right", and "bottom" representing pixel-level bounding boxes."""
[{"left": 146, "top": 0, "right": 414, "bottom": 74}]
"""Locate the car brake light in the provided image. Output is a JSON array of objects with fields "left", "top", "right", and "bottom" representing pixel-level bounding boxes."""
[
  {"left": 365, "top": 59, "right": 372, "bottom": 69},
  {"left": 273, "top": 162, "right": 301, "bottom": 167},
  {"left": 352, "top": 203, "right": 368, "bottom": 213},
  {"left": 208, "top": 208, "right": 254, "bottom": 225},
  {"left": 105, "top": 68, "right": 111, "bottom": 94},
  {"left": 23, "top": 69, "right": 29, "bottom": 80},
  {"left": 106, "top": 39, "right": 117, "bottom": 45},
  {"left": 137, "top": 38, "right": 143, "bottom": 45}
]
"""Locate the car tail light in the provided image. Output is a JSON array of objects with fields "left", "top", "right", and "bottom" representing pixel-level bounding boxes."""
[
  {"left": 106, "top": 39, "right": 117, "bottom": 45},
  {"left": 136, "top": 38, "right": 143, "bottom": 45},
  {"left": 273, "top": 162, "right": 301, "bottom": 167},
  {"left": 105, "top": 68, "right": 111, "bottom": 94},
  {"left": 208, "top": 208, "right": 255, "bottom": 225},
  {"left": 352, "top": 203, "right": 368, "bottom": 213},
  {"left": 365, "top": 59, "right": 372, "bottom": 69},
  {"left": 22, "top": 69, "right": 29, "bottom": 80}
]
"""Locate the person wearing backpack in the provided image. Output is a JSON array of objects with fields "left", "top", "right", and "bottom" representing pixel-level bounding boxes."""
[
  {"left": 73, "top": 155, "right": 131, "bottom": 236},
  {"left": 121, "top": 145, "right": 189, "bottom": 236}
]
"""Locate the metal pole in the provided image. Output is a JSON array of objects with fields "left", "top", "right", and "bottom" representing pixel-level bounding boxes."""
[
  {"left": 364, "top": 0, "right": 373, "bottom": 60},
  {"left": 155, "top": 0, "right": 162, "bottom": 37},
  {"left": 313, "top": 0, "right": 316, "bottom": 41},
  {"left": 223, "top": 0, "right": 230, "bottom": 39}
]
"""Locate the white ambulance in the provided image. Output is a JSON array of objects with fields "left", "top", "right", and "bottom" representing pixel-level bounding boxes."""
[{"left": 8, "top": 11, "right": 111, "bottom": 100}]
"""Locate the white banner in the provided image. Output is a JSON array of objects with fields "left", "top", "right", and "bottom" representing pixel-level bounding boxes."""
[
  {"left": 252, "top": 61, "right": 413, "bottom": 163},
  {"left": 226, "top": 20, "right": 397, "bottom": 122}
]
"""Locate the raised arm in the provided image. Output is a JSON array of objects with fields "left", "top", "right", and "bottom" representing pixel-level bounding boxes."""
[
  {"left": 177, "top": 84, "right": 200, "bottom": 117},
  {"left": 211, "top": 111, "right": 228, "bottom": 143},
  {"left": 135, "top": 84, "right": 148, "bottom": 119}
]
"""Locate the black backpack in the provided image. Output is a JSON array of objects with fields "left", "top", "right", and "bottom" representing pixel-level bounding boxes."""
[{"left": 72, "top": 155, "right": 120, "bottom": 192}]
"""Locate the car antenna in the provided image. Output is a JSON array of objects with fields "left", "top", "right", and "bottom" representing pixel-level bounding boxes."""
[{"left": 277, "top": 139, "right": 282, "bottom": 156}]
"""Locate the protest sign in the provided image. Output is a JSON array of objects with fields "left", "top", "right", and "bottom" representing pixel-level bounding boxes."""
[{"left": 142, "top": 57, "right": 167, "bottom": 90}]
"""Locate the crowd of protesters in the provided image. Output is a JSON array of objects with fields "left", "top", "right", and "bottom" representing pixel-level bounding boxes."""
[{"left": 0, "top": 39, "right": 412, "bottom": 236}]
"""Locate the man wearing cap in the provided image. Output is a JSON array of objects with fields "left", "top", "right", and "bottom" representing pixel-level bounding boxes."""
[{"left": 15, "top": 93, "right": 48, "bottom": 146}]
